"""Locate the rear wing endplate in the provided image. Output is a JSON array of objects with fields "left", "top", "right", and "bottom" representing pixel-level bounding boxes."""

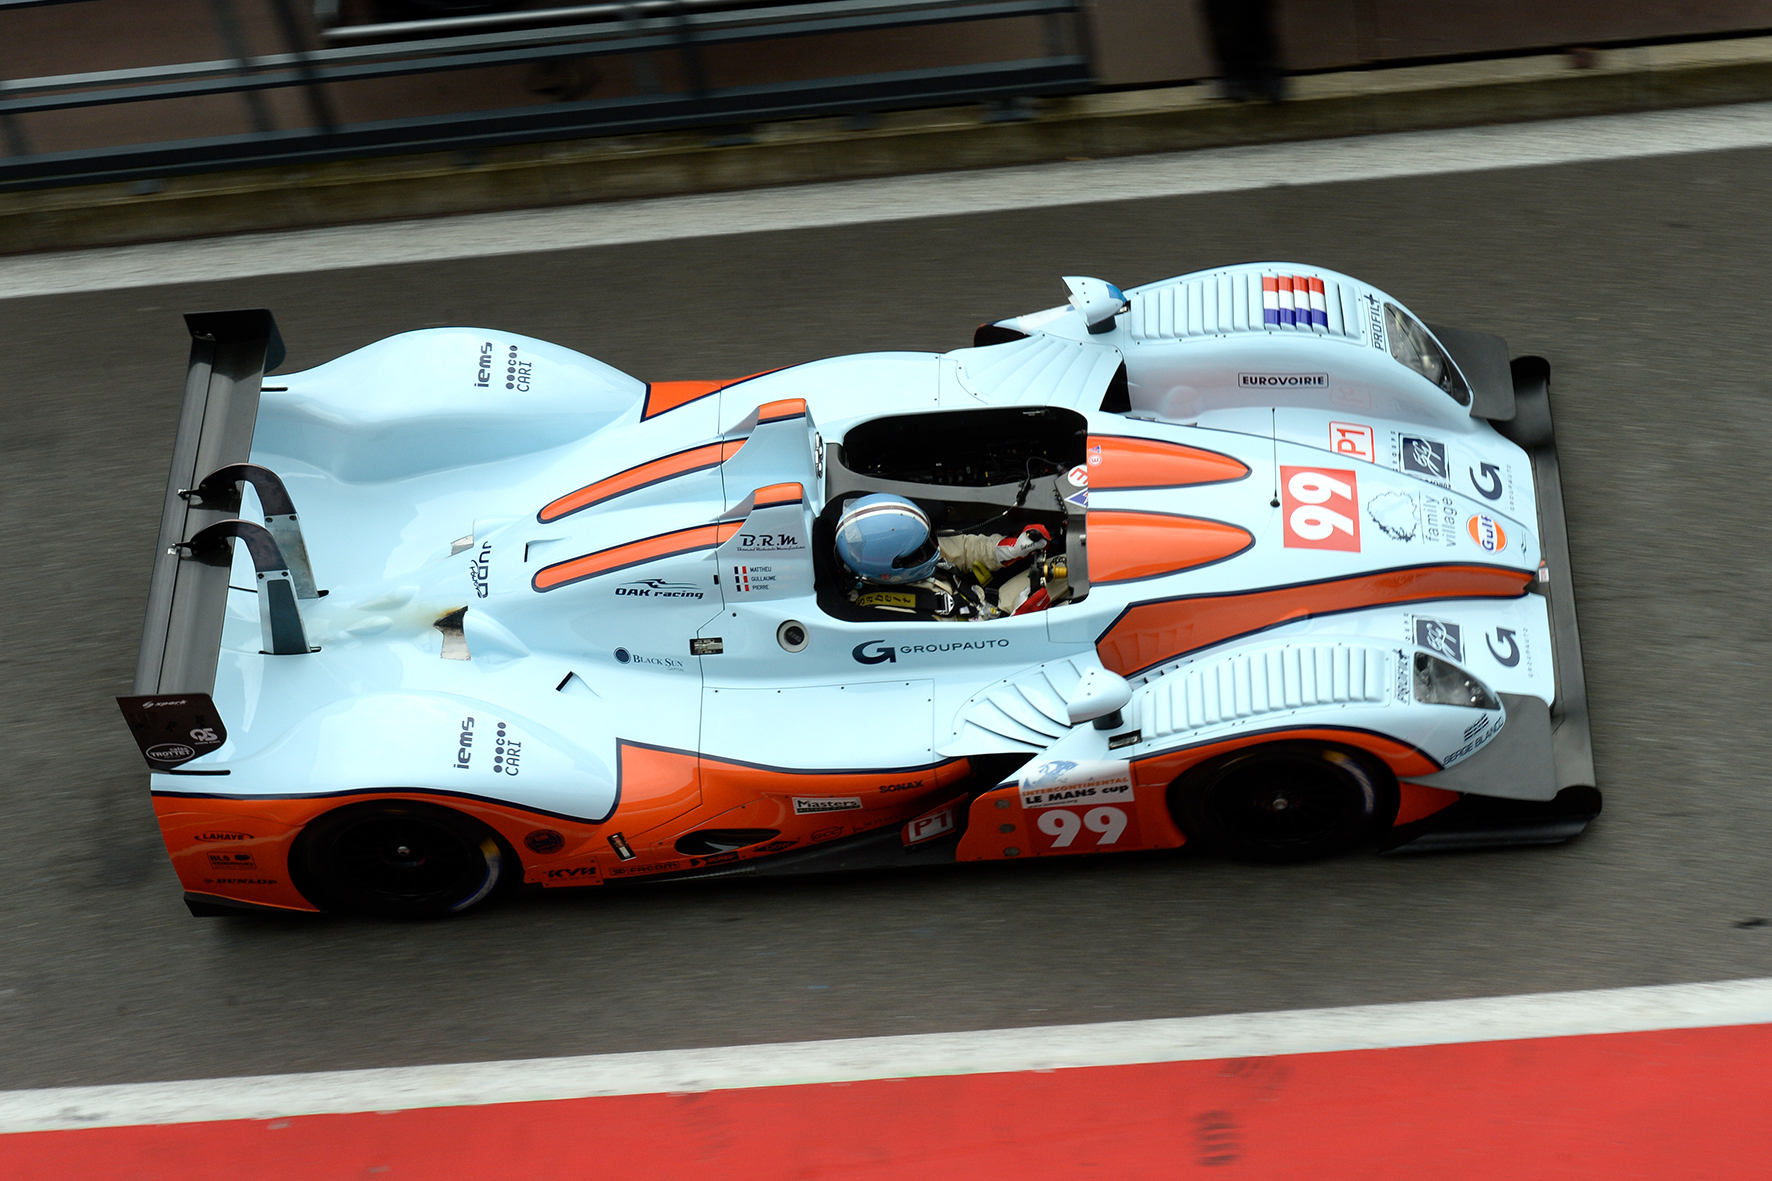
[{"left": 119, "top": 310, "right": 287, "bottom": 771}]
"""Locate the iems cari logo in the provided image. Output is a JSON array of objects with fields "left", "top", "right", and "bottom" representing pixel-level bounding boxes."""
[{"left": 1280, "top": 467, "right": 1360, "bottom": 551}]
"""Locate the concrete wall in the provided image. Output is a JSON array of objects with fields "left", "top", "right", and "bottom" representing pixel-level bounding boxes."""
[{"left": 1086, "top": 0, "right": 1772, "bottom": 86}]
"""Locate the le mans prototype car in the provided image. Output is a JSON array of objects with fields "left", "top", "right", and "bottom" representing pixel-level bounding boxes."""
[{"left": 119, "top": 266, "right": 1599, "bottom": 918}]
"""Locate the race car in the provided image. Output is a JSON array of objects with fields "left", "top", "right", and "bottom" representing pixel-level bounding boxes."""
[{"left": 118, "top": 266, "right": 1600, "bottom": 918}]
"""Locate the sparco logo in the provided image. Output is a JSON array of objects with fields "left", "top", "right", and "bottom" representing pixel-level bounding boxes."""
[
  {"left": 1238, "top": 373, "right": 1328, "bottom": 387},
  {"left": 468, "top": 541, "right": 492, "bottom": 598},
  {"left": 852, "top": 638, "right": 1009, "bottom": 664},
  {"left": 615, "top": 579, "right": 704, "bottom": 601}
]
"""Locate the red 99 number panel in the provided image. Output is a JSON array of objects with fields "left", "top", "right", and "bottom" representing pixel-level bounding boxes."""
[{"left": 1280, "top": 466, "right": 1360, "bottom": 551}]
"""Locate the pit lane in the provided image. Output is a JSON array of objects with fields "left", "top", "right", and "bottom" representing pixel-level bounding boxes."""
[{"left": 6, "top": 133, "right": 1772, "bottom": 1089}]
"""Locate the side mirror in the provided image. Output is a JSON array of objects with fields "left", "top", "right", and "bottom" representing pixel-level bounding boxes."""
[
  {"left": 1065, "top": 667, "right": 1132, "bottom": 729},
  {"left": 1063, "top": 276, "right": 1129, "bottom": 334}
]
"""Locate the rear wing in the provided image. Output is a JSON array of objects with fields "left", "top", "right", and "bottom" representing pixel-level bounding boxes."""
[{"left": 118, "top": 309, "right": 314, "bottom": 772}]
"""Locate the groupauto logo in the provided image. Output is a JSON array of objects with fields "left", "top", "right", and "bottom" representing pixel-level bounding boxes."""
[
  {"left": 146, "top": 742, "right": 196, "bottom": 762},
  {"left": 852, "top": 640, "right": 896, "bottom": 665}
]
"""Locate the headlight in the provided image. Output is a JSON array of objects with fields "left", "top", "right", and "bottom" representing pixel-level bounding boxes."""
[
  {"left": 1413, "top": 652, "right": 1499, "bottom": 709},
  {"left": 1385, "top": 304, "right": 1470, "bottom": 407}
]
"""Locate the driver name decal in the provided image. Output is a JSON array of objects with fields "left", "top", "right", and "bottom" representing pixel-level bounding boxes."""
[{"left": 1280, "top": 467, "right": 1360, "bottom": 551}]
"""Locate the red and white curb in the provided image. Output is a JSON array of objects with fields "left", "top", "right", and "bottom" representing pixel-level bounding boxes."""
[{"left": 5, "top": 976, "right": 1772, "bottom": 1178}]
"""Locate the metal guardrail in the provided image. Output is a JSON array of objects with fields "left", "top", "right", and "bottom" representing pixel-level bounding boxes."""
[{"left": 0, "top": 0, "right": 1092, "bottom": 191}]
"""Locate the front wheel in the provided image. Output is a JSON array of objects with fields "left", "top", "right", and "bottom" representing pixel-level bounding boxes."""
[
  {"left": 1170, "top": 742, "right": 1397, "bottom": 863},
  {"left": 290, "top": 800, "right": 511, "bottom": 918}
]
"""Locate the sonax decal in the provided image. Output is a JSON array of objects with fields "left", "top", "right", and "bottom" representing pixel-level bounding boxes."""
[{"left": 1281, "top": 467, "right": 1360, "bottom": 551}]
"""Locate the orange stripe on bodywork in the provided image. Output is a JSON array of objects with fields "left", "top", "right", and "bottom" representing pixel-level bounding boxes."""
[
  {"left": 1395, "top": 781, "right": 1462, "bottom": 826},
  {"left": 757, "top": 398, "right": 807, "bottom": 424},
  {"left": 642, "top": 381, "right": 724, "bottom": 420},
  {"left": 1086, "top": 511, "right": 1253, "bottom": 583},
  {"left": 1097, "top": 564, "right": 1533, "bottom": 677},
  {"left": 1088, "top": 435, "right": 1250, "bottom": 490},
  {"left": 539, "top": 440, "right": 745, "bottom": 522},
  {"left": 750, "top": 482, "right": 804, "bottom": 510},
  {"left": 640, "top": 370, "right": 786, "bottom": 421},
  {"left": 532, "top": 522, "right": 740, "bottom": 591},
  {"left": 1129, "top": 726, "right": 1443, "bottom": 792},
  {"left": 604, "top": 740, "right": 972, "bottom": 877},
  {"left": 151, "top": 787, "right": 637, "bottom": 910}
]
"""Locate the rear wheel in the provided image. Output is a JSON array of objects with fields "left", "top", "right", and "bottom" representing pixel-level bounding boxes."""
[
  {"left": 290, "top": 801, "right": 510, "bottom": 918},
  {"left": 1170, "top": 742, "right": 1396, "bottom": 863}
]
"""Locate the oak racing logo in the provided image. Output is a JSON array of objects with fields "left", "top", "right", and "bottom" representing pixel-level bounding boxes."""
[{"left": 615, "top": 578, "right": 704, "bottom": 601}]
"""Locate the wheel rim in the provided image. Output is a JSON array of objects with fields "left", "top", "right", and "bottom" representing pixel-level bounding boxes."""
[
  {"left": 1206, "top": 754, "right": 1370, "bottom": 854},
  {"left": 327, "top": 814, "right": 492, "bottom": 911}
]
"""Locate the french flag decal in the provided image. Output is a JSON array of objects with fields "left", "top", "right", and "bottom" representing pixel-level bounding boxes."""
[{"left": 1263, "top": 275, "right": 1329, "bottom": 329}]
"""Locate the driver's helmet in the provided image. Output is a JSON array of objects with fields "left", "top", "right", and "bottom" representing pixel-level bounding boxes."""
[{"left": 835, "top": 494, "right": 938, "bottom": 584}]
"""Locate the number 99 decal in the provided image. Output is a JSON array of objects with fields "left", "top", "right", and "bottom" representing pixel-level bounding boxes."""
[
  {"left": 1031, "top": 805, "right": 1142, "bottom": 854},
  {"left": 1281, "top": 466, "right": 1360, "bottom": 552}
]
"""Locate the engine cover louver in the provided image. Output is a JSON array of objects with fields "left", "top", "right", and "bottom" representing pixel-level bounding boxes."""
[
  {"left": 1127, "top": 272, "right": 1365, "bottom": 343},
  {"left": 1136, "top": 644, "right": 1391, "bottom": 741}
]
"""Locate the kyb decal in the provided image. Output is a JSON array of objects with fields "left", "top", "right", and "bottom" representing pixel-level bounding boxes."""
[
  {"left": 793, "top": 796, "right": 864, "bottom": 815},
  {"left": 1280, "top": 467, "right": 1360, "bottom": 551},
  {"left": 1413, "top": 617, "right": 1463, "bottom": 663},
  {"left": 1329, "top": 422, "right": 1375, "bottom": 464}
]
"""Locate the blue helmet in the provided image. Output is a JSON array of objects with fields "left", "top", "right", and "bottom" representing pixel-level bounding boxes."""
[{"left": 835, "top": 494, "right": 938, "bottom": 584}]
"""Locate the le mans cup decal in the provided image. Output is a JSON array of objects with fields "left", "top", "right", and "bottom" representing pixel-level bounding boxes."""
[
  {"left": 1018, "top": 760, "right": 1140, "bottom": 854},
  {"left": 1467, "top": 514, "right": 1508, "bottom": 552},
  {"left": 1281, "top": 467, "right": 1360, "bottom": 551}
]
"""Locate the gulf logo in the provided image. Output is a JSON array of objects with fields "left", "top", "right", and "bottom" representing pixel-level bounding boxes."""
[{"left": 1467, "top": 514, "right": 1507, "bottom": 552}]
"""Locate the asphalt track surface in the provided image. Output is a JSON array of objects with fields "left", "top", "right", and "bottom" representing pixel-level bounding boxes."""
[{"left": 8, "top": 135, "right": 1772, "bottom": 1091}]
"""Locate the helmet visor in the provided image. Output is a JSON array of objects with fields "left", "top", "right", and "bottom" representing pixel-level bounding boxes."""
[{"left": 891, "top": 535, "right": 938, "bottom": 571}]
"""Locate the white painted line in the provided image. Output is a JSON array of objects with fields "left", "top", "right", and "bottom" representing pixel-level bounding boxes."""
[
  {"left": 4, "top": 100, "right": 1772, "bottom": 301},
  {"left": 2, "top": 976, "right": 1769, "bottom": 1135}
]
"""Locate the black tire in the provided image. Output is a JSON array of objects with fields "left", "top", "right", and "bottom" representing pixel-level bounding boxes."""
[
  {"left": 1170, "top": 742, "right": 1397, "bottom": 863},
  {"left": 290, "top": 800, "right": 511, "bottom": 918}
]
